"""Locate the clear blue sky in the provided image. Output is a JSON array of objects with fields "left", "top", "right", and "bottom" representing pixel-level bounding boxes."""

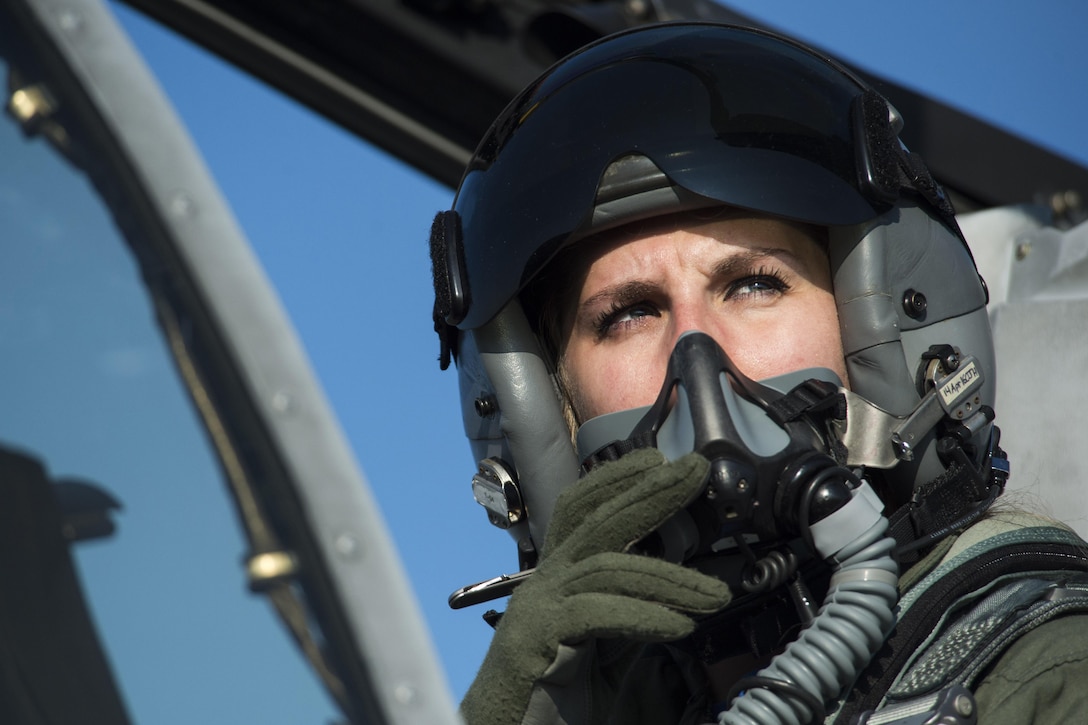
[{"left": 109, "top": 0, "right": 1088, "bottom": 714}]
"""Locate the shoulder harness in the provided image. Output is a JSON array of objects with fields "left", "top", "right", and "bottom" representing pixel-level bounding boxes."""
[{"left": 832, "top": 522, "right": 1088, "bottom": 725}]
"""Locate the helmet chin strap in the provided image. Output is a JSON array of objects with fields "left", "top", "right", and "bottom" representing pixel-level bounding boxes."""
[{"left": 886, "top": 425, "right": 1008, "bottom": 563}]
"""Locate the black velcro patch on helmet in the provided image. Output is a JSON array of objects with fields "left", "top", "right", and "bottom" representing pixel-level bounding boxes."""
[
  {"left": 429, "top": 210, "right": 467, "bottom": 369},
  {"left": 855, "top": 89, "right": 903, "bottom": 205},
  {"left": 901, "top": 150, "right": 959, "bottom": 224}
]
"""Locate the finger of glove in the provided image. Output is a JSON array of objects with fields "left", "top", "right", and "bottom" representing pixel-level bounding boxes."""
[
  {"left": 554, "top": 591, "right": 704, "bottom": 644},
  {"left": 560, "top": 453, "right": 710, "bottom": 561},
  {"left": 557, "top": 551, "right": 732, "bottom": 615},
  {"left": 545, "top": 448, "right": 668, "bottom": 552}
]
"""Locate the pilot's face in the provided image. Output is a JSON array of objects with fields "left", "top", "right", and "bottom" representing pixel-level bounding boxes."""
[{"left": 559, "top": 214, "right": 846, "bottom": 422}]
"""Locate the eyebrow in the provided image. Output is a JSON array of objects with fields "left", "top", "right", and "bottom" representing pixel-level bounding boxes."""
[
  {"left": 577, "top": 280, "right": 657, "bottom": 320},
  {"left": 578, "top": 246, "right": 796, "bottom": 314},
  {"left": 710, "top": 246, "right": 796, "bottom": 280}
]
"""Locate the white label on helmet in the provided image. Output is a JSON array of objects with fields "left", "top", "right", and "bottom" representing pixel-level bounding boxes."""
[{"left": 937, "top": 359, "right": 982, "bottom": 412}]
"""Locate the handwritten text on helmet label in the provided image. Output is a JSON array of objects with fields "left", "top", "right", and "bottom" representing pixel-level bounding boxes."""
[{"left": 938, "top": 360, "right": 981, "bottom": 410}]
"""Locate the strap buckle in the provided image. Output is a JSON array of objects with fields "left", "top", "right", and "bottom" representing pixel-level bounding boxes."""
[{"left": 852, "top": 684, "right": 977, "bottom": 725}]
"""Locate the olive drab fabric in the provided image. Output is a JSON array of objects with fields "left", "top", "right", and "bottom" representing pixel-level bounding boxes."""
[{"left": 460, "top": 450, "right": 731, "bottom": 724}]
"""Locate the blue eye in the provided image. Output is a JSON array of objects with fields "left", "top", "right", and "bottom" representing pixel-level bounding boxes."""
[
  {"left": 594, "top": 302, "right": 658, "bottom": 338},
  {"left": 727, "top": 270, "right": 789, "bottom": 299}
]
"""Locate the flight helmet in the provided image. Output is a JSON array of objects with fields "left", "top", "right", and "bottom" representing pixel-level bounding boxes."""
[{"left": 430, "top": 22, "right": 1001, "bottom": 575}]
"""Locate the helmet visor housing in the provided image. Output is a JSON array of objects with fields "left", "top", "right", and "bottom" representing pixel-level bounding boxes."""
[{"left": 452, "top": 23, "right": 903, "bottom": 330}]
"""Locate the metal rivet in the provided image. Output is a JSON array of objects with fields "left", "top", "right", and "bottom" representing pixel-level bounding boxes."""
[
  {"left": 271, "top": 391, "right": 293, "bottom": 413},
  {"left": 474, "top": 395, "right": 498, "bottom": 418},
  {"left": 246, "top": 550, "right": 298, "bottom": 591},
  {"left": 169, "top": 193, "right": 197, "bottom": 218},
  {"left": 1016, "top": 242, "right": 1032, "bottom": 260},
  {"left": 334, "top": 533, "right": 360, "bottom": 559},
  {"left": 902, "top": 289, "right": 927, "bottom": 320},
  {"left": 1051, "top": 189, "right": 1082, "bottom": 217},
  {"left": 393, "top": 683, "right": 418, "bottom": 705},
  {"left": 57, "top": 9, "right": 84, "bottom": 32},
  {"left": 954, "top": 694, "right": 974, "bottom": 717},
  {"left": 625, "top": 0, "right": 651, "bottom": 19},
  {"left": 8, "top": 85, "right": 55, "bottom": 125}
]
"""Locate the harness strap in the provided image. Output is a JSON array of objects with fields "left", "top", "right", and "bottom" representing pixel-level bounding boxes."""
[
  {"left": 832, "top": 535, "right": 1088, "bottom": 724},
  {"left": 890, "top": 574, "right": 1088, "bottom": 701},
  {"left": 581, "top": 430, "right": 656, "bottom": 472},
  {"left": 888, "top": 432, "right": 1009, "bottom": 566},
  {"left": 765, "top": 379, "right": 845, "bottom": 426},
  {"left": 583, "top": 378, "right": 846, "bottom": 473},
  {"left": 887, "top": 461, "right": 974, "bottom": 561}
]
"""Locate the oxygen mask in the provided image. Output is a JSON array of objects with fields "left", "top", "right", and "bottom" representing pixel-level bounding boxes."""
[{"left": 577, "top": 331, "right": 874, "bottom": 584}]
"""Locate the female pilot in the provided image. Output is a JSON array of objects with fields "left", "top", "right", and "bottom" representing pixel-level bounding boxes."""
[{"left": 429, "top": 22, "right": 1088, "bottom": 725}]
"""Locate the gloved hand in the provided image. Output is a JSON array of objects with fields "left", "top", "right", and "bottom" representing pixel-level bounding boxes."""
[{"left": 460, "top": 448, "right": 733, "bottom": 724}]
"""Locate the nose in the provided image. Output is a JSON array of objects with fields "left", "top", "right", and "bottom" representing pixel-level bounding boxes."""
[{"left": 667, "top": 301, "right": 723, "bottom": 357}]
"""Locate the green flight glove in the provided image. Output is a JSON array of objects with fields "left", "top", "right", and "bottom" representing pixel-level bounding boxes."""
[{"left": 460, "top": 448, "right": 733, "bottom": 724}]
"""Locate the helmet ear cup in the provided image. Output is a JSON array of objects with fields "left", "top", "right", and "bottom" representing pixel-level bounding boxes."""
[
  {"left": 458, "top": 302, "right": 581, "bottom": 559},
  {"left": 831, "top": 204, "right": 995, "bottom": 504}
]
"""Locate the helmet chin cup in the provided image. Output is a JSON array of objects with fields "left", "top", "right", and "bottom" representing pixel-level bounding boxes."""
[{"left": 577, "top": 331, "right": 849, "bottom": 562}]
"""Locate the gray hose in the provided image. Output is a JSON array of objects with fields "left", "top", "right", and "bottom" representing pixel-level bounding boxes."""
[{"left": 719, "top": 485, "right": 899, "bottom": 725}]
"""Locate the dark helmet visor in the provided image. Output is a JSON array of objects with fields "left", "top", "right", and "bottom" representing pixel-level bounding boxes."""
[{"left": 452, "top": 23, "right": 889, "bottom": 330}]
